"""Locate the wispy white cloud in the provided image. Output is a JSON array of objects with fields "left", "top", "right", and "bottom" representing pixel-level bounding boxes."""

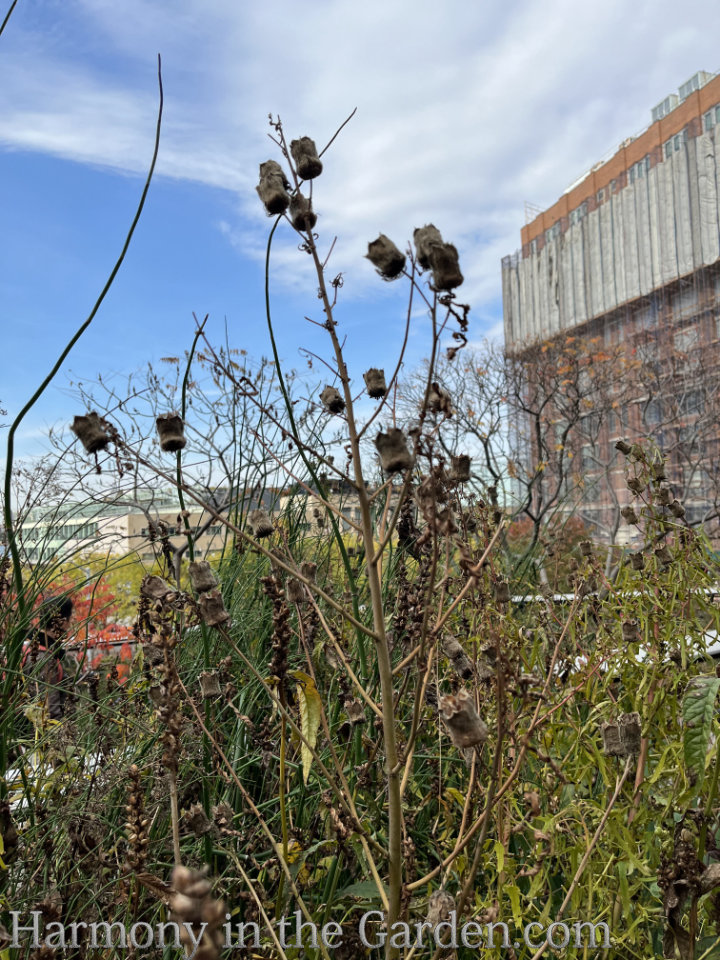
[{"left": 1, "top": 0, "right": 719, "bottom": 321}]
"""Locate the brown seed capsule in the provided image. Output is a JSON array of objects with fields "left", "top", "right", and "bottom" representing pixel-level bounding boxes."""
[
  {"left": 257, "top": 159, "right": 290, "bottom": 215},
  {"left": 443, "top": 637, "right": 473, "bottom": 679},
  {"left": 615, "top": 439, "right": 633, "bottom": 455},
  {"left": 290, "top": 137, "right": 323, "bottom": 180},
  {"left": 248, "top": 509, "right": 274, "bottom": 538},
  {"left": 199, "top": 671, "right": 221, "bottom": 698},
  {"left": 344, "top": 699, "right": 365, "bottom": 725},
  {"left": 621, "top": 505, "right": 638, "bottom": 524},
  {"left": 449, "top": 454, "right": 471, "bottom": 483},
  {"left": 657, "top": 481, "right": 673, "bottom": 506},
  {"left": 363, "top": 368, "right": 387, "bottom": 399},
  {"left": 289, "top": 192, "right": 317, "bottom": 231},
  {"left": 300, "top": 561, "right": 317, "bottom": 582},
  {"left": 71, "top": 412, "right": 111, "bottom": 454},
  {"left": 618, "top": 712, "right": 641, "bottom": 754},
  {"left": 429, "top": 242, "right": 463, "bottom": 291},
  {"left": 320, "top": 386, "right": 345, "bottom": 414},
  {"left": 627, "top": 476, "right": 644, "bottom": 494},
  {"left": 427, "top": 889, "right": 456, "bottom": 927},
  {"left": 375, "top": 428, "right": 413, "bottom": 473},
  {"left": 601, "top": 721, "right": 624, "bottom": 756},
  {"left": 426, "top": 382, "right": 452, "bottom": 416},
  {"left": 366, "top": 235, "right": 406, "bottom": 280},
  {"left": 630, "top": 552, "right": 645, "bottom": 570},
  {"left": 622, "top": 619, "right": 640, "bottom": 642},
  {"left": 156, "top": 413, "right": 187, "bottom": 452},
  {"left": 286, "top": 578, "right": 305, "bottom": 603},
  {"left": 188, "top": 561, "right": 217, "bottom": 594},
  {"left": 140, "top": 575, "right": 175, "bottom": 600},
  {"left": 413, "top": 224, "right": 444, "bottom": 270},
  {"left": 197, "top": 588, "right": 230, "bottom": 628},
  {"left": 495, "top": 580, "right": 511, "bottom": 604},
  {"left": 580, "top": 539, "right": 593, "bottom": 557},
  {"left": 654, "top": 543, "right": 673, "bottom": 566},
  {"left": 669, "top": 499, "right": 686, "bottom": 518},
  {"left": 439, "top": 689, "right": 488, "bottom": 748}
]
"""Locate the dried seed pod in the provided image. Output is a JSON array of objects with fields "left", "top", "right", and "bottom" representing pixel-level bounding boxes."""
[
  {"left": 654, "top": 543, "right": 673, "bottom": 566},
  {"left": 657, "top": 481, "right": 673, "bottom": 506},
  {"left": 344, "top": 699, "right": 365, "bottom": 725},
  {"left": 199, "top": 671, "right": 221, "bottom": 698},
  {"left": 618, "top": 712, "right": 641, "bottom": 754},
  {"left": 443, "top": 637, "right": 473, "bottom": 679},
  {"left": 579, "top": 539, "right": 593, "bottom": 557},
  {"left": 300, "top": 561, "right": 317, "bottom": 582},
  {"left": 290, "top": 136, "right": 323, "bottom": 180},
  {"left": 289, "top": 192, "right": 317, "bottom": 231},
  {"left": 140, "top": 575, "right": 175, "bottom": 600},
  {"left": 669, "top": 499, "right": 686, "bottom": 518},
  {"left": 439, "top": 688, "right": 488, "bottom": 748},
  {"left": 427, "top": 889, "right": 456, "bottom": 926},
  {"left": 257, "top": 159, "right": 290, "bottom": 215},
  {"left": 248, "top": 509, "right": 274, "bottom": 538},
  {"left": 366, "top": 235, "right": 406, "bottom": 280},
  {"left": 494, "top": 580, "right": 511, "bottom": 604},
  {"left": 320, "top": 385, "right": 345, "bottom": 414},
  {"left": 363, "top": 368, "right": 387, "bottom": 398},
  {"left": 449, "top": 454, "right": 471, "bottom": 483},
  {"left": 626, "top": 476, "right": 644, "bottom": 495},
  {"left": 183, "top": 803, "right": 213, "bottom": 837},
  {"left": 188, "top": 561, "right": 218, "bottom": 594},
  {"left": 620, "top": 505, "right": 638, "bottom": 524},
  {"left": 71, "top": 412, "right": 111, "bottom": 454},
  {"left": 413, "top": 224, "right": 444, "bottom": 270},
  {"left": 197, "top": 588, "right": 230, "bottom": 628},
  {"left": 429, "top": 242, "right": 463, "bottom": 290},
  {"left": 622, "top": 619, "right": 640, "bottom": 642},
  {"left": 286, "top": 578, "right": 305, "bottom": 603},
  {"left": 630, "top": 552, "right": 645, "bottom": 571},
  {"left": 615, "top": 439, "right": 633, "bottom": 455},
  {"left": 601, "top": 721, "right": 624, "bottom": 756},
  {"left": 156, "top": 413, "right": 187, "bottom": 452},
  {"left": 375, "top": 428, "right": 413, "bottom": 473},
  {"left": 652, "top": 461, "right": 667, "bottom": 481},
  {"left": 426, "top": 382, "right": 452, "bottom": 416}
]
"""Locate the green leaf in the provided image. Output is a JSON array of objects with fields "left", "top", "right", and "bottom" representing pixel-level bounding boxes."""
[
  {"left": 292, "top": 670, "right": 322, "bottom": 785},
  {"left": 682, "top": 676, "right": 720, "bottom": 795}
]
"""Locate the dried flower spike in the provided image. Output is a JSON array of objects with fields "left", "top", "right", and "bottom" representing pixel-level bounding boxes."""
[
  {"left": 71, "top": 412, "right": 111, "bottom": 454},
  {"left": 367, "top": 234, "right": 406, "bottom": 280},
  {"left": 257, "top": 159, "right": 290, "bottom": 215},
  {"left": 439, "top": 688, "right": 488, "bottom": 748},
  {"left": 320, "top": 385, "right": 345, "bottom": 414},
  {"left": 290, "top": 192, "right": 317, "bottom": 231},
  {"left": 290, "top": 136, "right": 323, "bottom": 180},
  {"left": 375, "top": 428, "right": 413, "bottom": 473},
  {"left": 363, "top": 368, "right": 387, "bottom": 399},
  {"left": 169, "top": 865, "right": 225, "bottom": 960},
  {"left": 156, "top": 413, "right": 187, "bottom": 452}
]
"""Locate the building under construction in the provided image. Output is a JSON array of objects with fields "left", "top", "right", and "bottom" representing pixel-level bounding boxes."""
[{"left": 501, "top": 70, "right": 720, "bottom": 541}]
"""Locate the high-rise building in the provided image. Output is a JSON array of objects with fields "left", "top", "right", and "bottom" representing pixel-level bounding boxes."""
[{"left": 501, "top": 71, "right": 720, "bottom": 542}]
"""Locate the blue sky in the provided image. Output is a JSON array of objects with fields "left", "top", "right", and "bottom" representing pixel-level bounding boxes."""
[{"left": 2, "top": 0, "right": 720, "bottom": 460}]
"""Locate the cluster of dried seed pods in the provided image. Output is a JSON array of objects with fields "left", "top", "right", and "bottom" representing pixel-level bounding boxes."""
[
  {"left": 156, "top": 413, "right": 186, "bottom": 452},
  {"left": 375, "top": 428, "right": 413, "bottom": 473},
  {"left": 413, "top": 223, "right": 463, "bottom": 290},
  {"left": 71, "top": 412, "right": 111, "bottom": 454},
  {"left": 439, "top": 688, "right": 488, "bottom": 748},
  {"left": 601, "top": 712, "right": 641, "bottom": 756}
]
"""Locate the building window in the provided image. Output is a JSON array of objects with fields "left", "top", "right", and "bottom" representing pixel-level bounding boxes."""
[
  {"left": 597, "top": 188, "right": 606, "bottom": 203},
  {"left": 679, "top": 389, "right": 704, "bottom": 416}
]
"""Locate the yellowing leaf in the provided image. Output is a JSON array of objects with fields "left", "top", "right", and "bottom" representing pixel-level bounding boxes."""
[
  {"left": 494, "top": 839, "right": 505, "bottom": 874},
  {"left": 293, "top": 671, "right": 322, "bottom": 784}
]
